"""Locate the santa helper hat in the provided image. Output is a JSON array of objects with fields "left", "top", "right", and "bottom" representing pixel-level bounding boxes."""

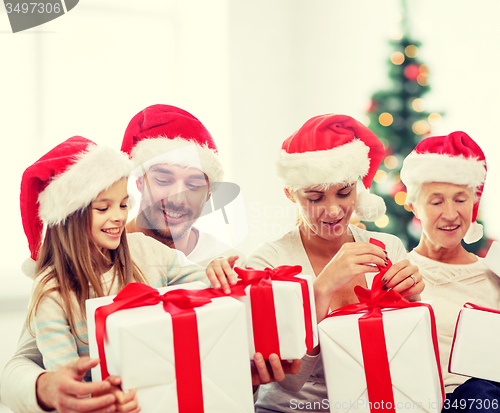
[
  {"left": 121, "top": 104, "right": 224, "bottom": 183},
  {"left": 400, "top": 131, "right": 487, "bottom": 244},
  {"left": 276, "top": 114, "right": 386, "bottom": 221},
  {"left": 20, "top": 136, "right": 133, "bottom": 275}
]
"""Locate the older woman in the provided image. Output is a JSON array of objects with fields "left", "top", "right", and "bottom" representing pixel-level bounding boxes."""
[
  {"left": 248, "top": 114, "right": 424, "bottom": 413},
  {"left": 401, "top": 131, "right": 500, "bottom": 412}
]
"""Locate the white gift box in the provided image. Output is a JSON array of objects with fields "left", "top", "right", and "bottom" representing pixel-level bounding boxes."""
[
  {"left": 318, "top": 306, "right": 443, "bottom": 413},
  {"left": 483, "top": 240, "right": 500, "bottom": 276},
  {"left": 236, "top": 273, "right": 318, "bottom": 360},
  {"left": 86, "top": 282, "right": 254, "bottom": 413},
  {"left": 449, "top": 305, "right": 500, "bottom": 382}
]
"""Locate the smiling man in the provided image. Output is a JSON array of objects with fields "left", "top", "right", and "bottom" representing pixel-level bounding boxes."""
[{"left": 121, "top": 104, "right": 244, "bottom": 266}]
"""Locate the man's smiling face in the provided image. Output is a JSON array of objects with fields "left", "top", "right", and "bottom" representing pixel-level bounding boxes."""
[{"left": 136, "top": 163, "right": 209, "bottom": 243}]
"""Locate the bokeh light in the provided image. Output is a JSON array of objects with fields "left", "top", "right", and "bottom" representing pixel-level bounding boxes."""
[
  {"left": 379, "top": 112, "right": 394, "bottom": 126},
  {"left": 394, "top": 191, "right": 407, "bottom": 205},
  {"left": 412, "top": 98, "right": 426, "bottom": 112},
  {"left": 374, "top": 170, "right": 388, "bottom": 184},
  {"left": 384, "top": 155, "right": 399, "bottom": 169},
  {"left": 405, "top": 45, "right": 419, "bottom": 58},
  {"left": 428, "top": 113, "right": 442, "bottom": 125},
  {"left": 390, "top": 51, "right": 405, "bottom": 65},
  {"left": 375, "top": 215, "right": 390, "bottom": 228},
  {"left": 412, "top": 120, "right": 430, "bottom": 135}
]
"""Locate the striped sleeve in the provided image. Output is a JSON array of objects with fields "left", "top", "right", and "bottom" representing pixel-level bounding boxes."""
[{"left": 33, "top": 290, "right": 88, "bottom": 371}]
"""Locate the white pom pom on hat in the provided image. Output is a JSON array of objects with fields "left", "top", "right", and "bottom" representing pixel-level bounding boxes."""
[{"left": 276, "top": 114, "right": 386, "bottom": 221}]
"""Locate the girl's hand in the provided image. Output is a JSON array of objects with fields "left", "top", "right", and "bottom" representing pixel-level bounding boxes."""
[
  {"left": 206, "top": 255, "right": 239, "bottom": 294},
  {"left": 104, "top": 376, "right": 140, "bottom": 413},
  {"left": 381, "top": 259, "right": 424, "bottom": 301},
  {"left": 314, "top": 242, "right": 388, "bottom": 320}
]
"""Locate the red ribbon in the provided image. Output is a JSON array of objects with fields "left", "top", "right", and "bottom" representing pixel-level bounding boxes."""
[
  {"left": 94, "top": 283, "right": 222, "bottom": 413},
  {"left": 324, "top": 239, "right": 444, "bottom": 412},
  {"left": 233, "top": 265, "right": 314, "bottom": 359}
]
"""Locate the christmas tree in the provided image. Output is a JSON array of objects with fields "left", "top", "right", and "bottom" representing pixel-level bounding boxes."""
[{"left": 361, "top": 7, "right": 490, "bottom": 255}]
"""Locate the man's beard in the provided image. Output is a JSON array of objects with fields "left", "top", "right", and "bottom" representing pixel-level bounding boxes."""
[{"left": 137, "top": 200, "right": 200, "bottom": 243}]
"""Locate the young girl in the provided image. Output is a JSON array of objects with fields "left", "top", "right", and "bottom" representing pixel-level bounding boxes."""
[{"left": 20, "top": 136, "right": 221, "bottom": 411}]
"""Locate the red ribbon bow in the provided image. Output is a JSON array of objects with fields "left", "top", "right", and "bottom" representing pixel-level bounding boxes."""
[
  {"left": 94, "top": 283, "right": 220, "bottom": 413},
  {"left": 233, "top": 265, "right": 314, "bottom": 359},
  {"left": 325, "top": 239, "right": 444, "bottom": 413}
]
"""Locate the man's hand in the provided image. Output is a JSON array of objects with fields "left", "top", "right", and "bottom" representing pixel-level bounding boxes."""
[
  {"left": 251, "top": 352, "right": 302, "bottom": 389},
  {"left": 36, "top": 357, "right": 117, "bottom": 413}
]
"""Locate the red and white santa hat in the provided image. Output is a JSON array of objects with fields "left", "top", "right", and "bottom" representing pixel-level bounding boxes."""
[
  {"left": 121, "top": 104, "right": 224, "bottom": 183},
  {"left": 20, "top": 136, "right": 133, "bottom": 264},
  {"left": 276, "top": 114, "right": 386, "bottom": 221},
  {"left": 400, "top": 131, "right": 487, "bottom": 244}
]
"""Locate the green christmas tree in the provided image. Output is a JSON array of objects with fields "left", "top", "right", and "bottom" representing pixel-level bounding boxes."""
[{"left": 363, "top": 13, "right": 490, "bottom": 255}]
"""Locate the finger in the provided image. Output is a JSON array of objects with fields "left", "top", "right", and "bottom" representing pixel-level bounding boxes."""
[
  {"left": 345, "top": 242, "right": 388, "bottom": 259},
  {"left": 220, "top": 259, "right": 237, "bottom": 285},
  {"left": 385, "top": 262, "right": 419, "bottom": 290},
  {"left": 117, "top": 388, "right": 137, "bottom": 405},
  {"left": 116, "top": 391, "right": 139, "bottom": 412},
  {"left": 105, "top": 376, "right": 122, "bottom": 387},
  {"left": 253, "top": 353, "right": 271, "bottom": 385},
  {"left": 227, "top": 255, "right": 239, "bottom": 268},
  {"left": 74, "top": 357, "right": 100, "bottom": 376},
  {"left": 213, "top": 265, "right": 231, "bottom": 294},
  {"left": 355, "top": 254, "right": 388, "bottom": 269},
  {"left": 397, "top": 277, "right": 425, "bottom": 298},
  {"left": 58, "top": 393, "right": 116, "bottom": 413},
  {"left": 64, "top": 379, "right": 112, "bottom": 398},
  {"left": 205, "top": 267, "right": 220, "bottom": 289},
  {"left": 286, "top": 358, "right": 302, "bottom": 375},
  {"left": 269, "top": 354, "right": 285, "bottom": 382}
]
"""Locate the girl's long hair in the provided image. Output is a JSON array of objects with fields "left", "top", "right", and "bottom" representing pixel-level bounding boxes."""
[{"left": 28, "top": 204, "right": 147, "bottom": 338}]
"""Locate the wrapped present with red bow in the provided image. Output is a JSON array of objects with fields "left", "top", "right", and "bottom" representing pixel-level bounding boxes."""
[
  {"left": 449, "top": 302, "right": 500, "bottom": 382},
  {"left": 232, "top": 265, "right": 318, "bottom": 360},
  {"left": 318, "top": 239, "right": 444, "bottom": 413},
  {"left": 86, "top": 282, "right": 254, "bottom": 413}
]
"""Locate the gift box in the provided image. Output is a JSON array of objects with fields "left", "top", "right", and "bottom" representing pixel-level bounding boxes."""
[
  {"left": 318, "top": 239, "right": 444, "bottom": 413},
  {"left": 449, "top": 303, "right": 500, "bottom": 382},
  {"left": 233, "top": 266, "right": 318, "bottom": 360},
  {"left": 86, "top": 282, "right": 254, "bottom": 413}
]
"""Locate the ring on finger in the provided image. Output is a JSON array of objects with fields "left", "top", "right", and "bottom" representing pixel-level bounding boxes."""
[{"left": 409, "top": 274, "right": 417, "bottom": 286}]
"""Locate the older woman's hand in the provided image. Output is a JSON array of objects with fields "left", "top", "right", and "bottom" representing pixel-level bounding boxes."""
[{"left": 382, "top": 259, "right": 424, "bottom": 301}]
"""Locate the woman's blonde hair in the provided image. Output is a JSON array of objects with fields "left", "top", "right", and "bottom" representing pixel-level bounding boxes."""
[{"left": 28, "top": 203, "right": 146, "bottom": 338}]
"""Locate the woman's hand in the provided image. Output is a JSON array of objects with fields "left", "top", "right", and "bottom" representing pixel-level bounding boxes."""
[
  {"left": 381, "top": 259, "right": 424, "bottom": 301},
  {"left": 314, "top": 242, "right": 388, "bottom": 321},
  {"left": 206, "top": 255, "right": 239, "bottom": 294}
]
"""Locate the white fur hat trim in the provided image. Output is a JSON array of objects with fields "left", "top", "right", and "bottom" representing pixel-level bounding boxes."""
[
  {"left": 38, "top": 145, "right": 133, "bottom": 226},
  {"left": 400, "top": 152, "right": 486, "bottom": 189},
  {"left": 130, "top": 136, "right": 224, "bottom": 183},
  {"left": 276, "top": 139, "right": 370, "bottom": 191}
]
